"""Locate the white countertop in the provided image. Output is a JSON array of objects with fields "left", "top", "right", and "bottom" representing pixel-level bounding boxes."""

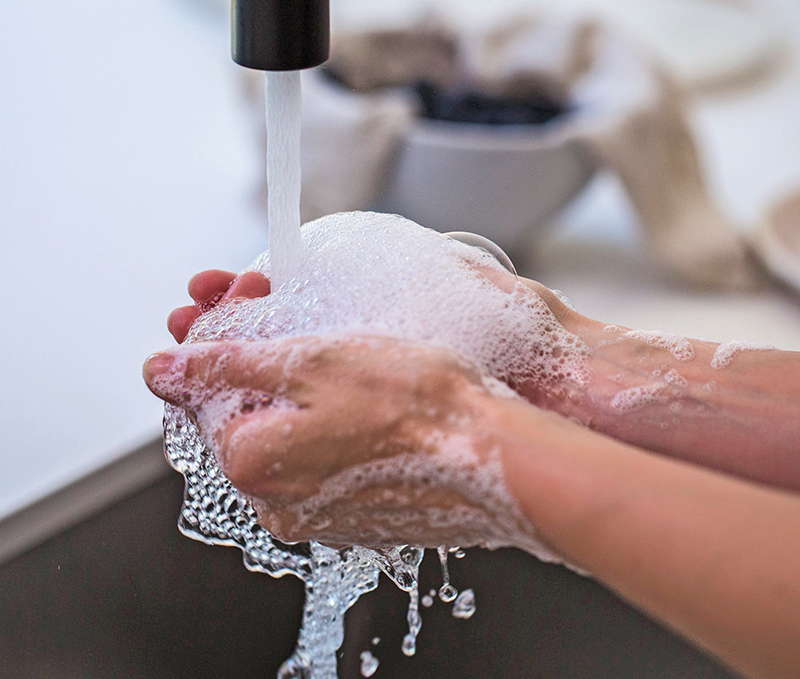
[{"left": 1, "top": 0, "right": 799, "bottom": 521}]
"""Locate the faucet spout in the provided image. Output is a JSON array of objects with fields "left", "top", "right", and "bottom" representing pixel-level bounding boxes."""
[{"left": 232, "top": 0, "right": 330, "bottom": 71}]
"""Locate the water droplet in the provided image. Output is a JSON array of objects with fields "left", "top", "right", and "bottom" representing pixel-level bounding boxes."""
[
  {"left": 436, "top": 546, "right": 457, "bottom": 602},
  {"left": 401, "top": 633, "right": 417, "bottom": 657},
  {"left": 439, "top": 583, "right": 458, "bottom": 603},
  {"left": 454, "top": 550, "right": 465, "bottom": 559},
  {"left": 371, "top": 636, "right": 380, "bottom": 646},
  {"left": 452, "top": 589, "right": 476, "bottom": 619},
  {"left": 421, "top": 594, "right": 434, "bottom": 608},
  {"left": 360, "top": 650, "right": 379, "bottom": 677},
  {"left": 277, "top": 655, "right": 310, "bottom": 679},
  {"left": 399, "top": 545, "right": 421, "bottom": 565}
]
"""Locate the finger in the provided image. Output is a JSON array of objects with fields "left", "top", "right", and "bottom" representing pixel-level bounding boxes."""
[
  {"left": 143, "top": 340, "right": 305, "bottom": 498},
  {"left": 222, "top": 271, "right": 271, "bottom": 301},
  {"left": 167, "top": 305, "right": 201, "bottom": 344},
  {"left": 520, "top": 278, "right": 587, "bottom": 333},
  {"left": 188, "top": 270, "right": 236, "bottom": 304},
  {"left": 143, "top": 340, "right": 293, "bottom": 407},
  {"left": 219, "top": 409, "right": 311, "bottom": 502}
]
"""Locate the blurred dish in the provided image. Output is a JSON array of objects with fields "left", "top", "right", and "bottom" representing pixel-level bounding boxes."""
[
  {"left": 753, "top": 190, "right": 800, "bottom": 295},
  {"left": 374, "top": 117, "right": 596, "bottom": 250}
]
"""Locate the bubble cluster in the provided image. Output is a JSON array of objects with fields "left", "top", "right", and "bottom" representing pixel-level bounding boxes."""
[
  {"left": 610, "top": 382, "right": 669, "bottom": 414},
  {"left": 164, "top": 211, "right": 591, "bottom": 678},
  {"left": 622, "top": 330, "right": 695, "bottom": 362},
  {"left": 663, "top": 368, "right": 689, "bottom": 387},
  {"left": 711, "top": 341, "right": 776, "bottom": 370}
]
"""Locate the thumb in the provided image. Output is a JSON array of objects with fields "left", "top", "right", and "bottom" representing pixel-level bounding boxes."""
[
  {"left": 143, "top": 341, "right": 240, "bottom": 408},
  {"left": 143, "top": 339, "right": 292, "bottom": 408}
]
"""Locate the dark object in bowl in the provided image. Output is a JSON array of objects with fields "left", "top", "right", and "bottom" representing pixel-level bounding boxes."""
[
  {"left": 321, "top": 68, "right": 567, "bottom": 126},
  {"left": 413, "top": 80, "right": 566, "bottom": 125}
]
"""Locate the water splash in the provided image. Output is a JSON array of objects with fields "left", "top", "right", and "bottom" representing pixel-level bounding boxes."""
[
  {"left": 165, "top": 400, "right": 450, "bottom": 677},
  {"left": 451, "top": 589, "right": 476, "bottom": 620},
  {"left": 359, "top": 650, "right": 379, "bottom": 677},
  {"left": 437, "top": 546, "right": 458, "bottom": 602}
]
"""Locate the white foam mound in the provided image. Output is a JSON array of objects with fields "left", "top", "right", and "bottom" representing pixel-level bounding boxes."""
[
  {"left": 187, "top": 211, "right": 592, "bottom": 390},
  {"left": 164, "top": 211, "right": 593, "bottom": 679}
]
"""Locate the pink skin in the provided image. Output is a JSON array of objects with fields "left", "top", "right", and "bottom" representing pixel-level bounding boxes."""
[
  {"left": 144, "top": 267, "right": 800, "bottom": 679},
  {"left": 160, "top": 267, "right": 800, "bottom": 492},
  {"left": 167, "top": 270, "right": 271, "bottom": 343}
]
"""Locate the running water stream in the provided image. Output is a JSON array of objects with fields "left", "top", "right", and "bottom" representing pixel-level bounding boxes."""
[
  {"left": 265, "top": 71, "right": 303, "bottom": 291},
  {"left": 162, "top": 72, "right": 477, "bottom": 679}
]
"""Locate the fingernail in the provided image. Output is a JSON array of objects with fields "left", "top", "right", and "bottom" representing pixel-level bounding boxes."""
[{"left": 144, "top": 352, "right": 175, "bottom": 378}]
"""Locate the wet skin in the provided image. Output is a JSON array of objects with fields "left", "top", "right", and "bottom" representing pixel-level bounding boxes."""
[{"left": 146, "top": 267, "right": 800, "bottom": 679}]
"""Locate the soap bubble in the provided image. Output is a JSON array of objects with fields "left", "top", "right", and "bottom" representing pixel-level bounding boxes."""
[{"left": 444, "top": 231, "right": 517, "bottom": 276}]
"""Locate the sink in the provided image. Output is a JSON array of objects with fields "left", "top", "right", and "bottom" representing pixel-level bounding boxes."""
[{"left": 0, "top": 443, "right": 737, "bottom": 679}]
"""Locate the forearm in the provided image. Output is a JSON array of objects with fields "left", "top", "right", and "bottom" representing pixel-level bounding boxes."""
[
  {"left": 482, "top": 395, "right": 800, "bottom": 679},
  {"left": 517, "top": 285, "right": 800, "bottom": 490},
  {"left": 576, "top": 339, "right": 800, "bottom": 490}
]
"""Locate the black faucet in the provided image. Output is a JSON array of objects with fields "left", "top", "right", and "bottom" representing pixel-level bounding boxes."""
[{"left": 232, "top": 0, "right": 330, "bottom": 71}]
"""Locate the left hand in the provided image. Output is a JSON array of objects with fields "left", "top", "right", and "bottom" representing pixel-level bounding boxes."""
[
  {"left": 167, "top": 269, "right": 271, "bottom": 343},
  {"left": 143, "top": 334, "right": 516, "bottom": 548}
]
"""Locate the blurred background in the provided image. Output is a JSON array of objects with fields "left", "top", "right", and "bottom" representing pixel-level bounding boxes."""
[{"left": 1, "top": 0, "right": 799, "bottom": 677}]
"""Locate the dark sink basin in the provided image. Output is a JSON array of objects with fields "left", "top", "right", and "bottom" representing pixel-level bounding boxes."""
[{"left": 0, "top": 443, "right": 737, "bottom": 679}]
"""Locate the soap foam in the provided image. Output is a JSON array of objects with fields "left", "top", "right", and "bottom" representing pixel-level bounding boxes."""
[
  {"left": 187, "top": 212, "right": 593, "bottom": 391},
  {"left": 622, "top": 330, "right": 695, "bottom": 362},
  {"left": 711, "top": 340, "right": 775, "bottom": 370},
  {"left": 610, "top": 382, "right": 669, "bottom": 414},
  {"left": 164, "top": 211, "right": 591, "bottom": 678},
  {"left": 663, "top": 368, "right": 689, "bottom": 387}
]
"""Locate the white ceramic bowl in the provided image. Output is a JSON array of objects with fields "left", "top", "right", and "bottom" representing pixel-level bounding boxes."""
[{"left": 372, "top": 116, "right": 597, "bottom": 251}]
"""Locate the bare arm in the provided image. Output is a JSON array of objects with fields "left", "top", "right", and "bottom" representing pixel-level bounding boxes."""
[
  {"left": 519, "top": 280, "right": 800, "bottom": 491},
  {"left": 484, "top": 394, "right": 800, "bottom": 679},
  {"left": 145, "top": 335, "right": 800, "bottom": 679}
]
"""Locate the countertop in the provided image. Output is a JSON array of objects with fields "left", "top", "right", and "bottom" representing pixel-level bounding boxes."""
[{"left": 1, "top": 0, "right": 799, "bottom": 521}]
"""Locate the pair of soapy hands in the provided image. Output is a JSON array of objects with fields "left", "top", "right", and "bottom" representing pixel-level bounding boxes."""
[
  {"left": 145, "top": 269, "right": 800, "bottom": 679},
  {"left": 144, "top": 266, "right": 581, "bottom": 548}
]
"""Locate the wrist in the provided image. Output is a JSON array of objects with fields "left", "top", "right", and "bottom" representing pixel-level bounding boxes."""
[{"left": 472, "top": 392, "right": 586, "bottom": 536}]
